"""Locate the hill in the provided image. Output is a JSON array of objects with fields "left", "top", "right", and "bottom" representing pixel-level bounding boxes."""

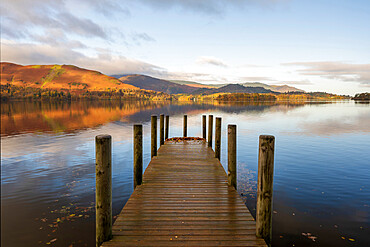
[
  {"left": 118, "top": 75, "right": 200, "bottom": 94},
  {"left": 192, "top": 84, "right": 275, "bottom": 95},
  {"left": 353, "top": 92, "right": 370, "bottom": 100},
  {"left": 237, "top": 82, "right": 303, "bottom": 93},
  {"left": 0, "top": 62, "right": 138, "bottom": 91},
  {"left": 170, "top": 79, "right": 304, "bottom": 93},
  {"left": 168, "top": 80, "right": 216, "bottom": 89}
]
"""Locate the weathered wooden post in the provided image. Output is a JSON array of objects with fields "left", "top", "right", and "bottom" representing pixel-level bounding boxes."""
[
  {"left": 151, "top": 115, "right": 157, "bottom": 158},
  {"left": 183, "top": 115, "right": 187, "bottom": 137},
  {"left": 256, "top": 135, "right": 275, "bottom": 246},
  {"left": 208, "top": 115, "right": 213, "bottom": 147},
  {"left": 160, "top": 114, "right": 164, "bottom": 146},
  {"left": 95, "top": 134, "right": 112, "bottom": 247},
  {"left": 165, "top": 115, "right": 169, "bottom": 140},
  {"left": 215, "top": 117, "right": 221, "bottom": 160},
  {"left": 202, "top": 115, "right": 206, "bottom": 139},
  {"left": 227, "top": 125, "right": 236, "bottom": 189},
  {"left": 133, "top": 125, "right": 143, "bottom": 189}
]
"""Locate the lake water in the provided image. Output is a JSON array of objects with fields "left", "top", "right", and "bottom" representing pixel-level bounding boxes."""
[{"left": 1, "top": 100, "right": 369, "bottom": 246}]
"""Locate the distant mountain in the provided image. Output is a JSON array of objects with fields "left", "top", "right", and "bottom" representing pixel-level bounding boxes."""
[
  {"left": 118, "top": 75, "right": 200, "bottom": 94},
  {"left": 270, "top": 85, "right": 305, "bottom": 93},
  {"left": 170, "top": 79, "right": 304, "bottom": 93},
  {"left": 241, "top": 82, "right": 304, "bottom": 93},
  {"left": 169, "top": 80, "right": 216, "bottom": 89},
  {"left": 0, "top": 62, "right": 138, "bottom": 91},
  {"left": 192, "top": 84, "right": 275, "bottom": 95}
]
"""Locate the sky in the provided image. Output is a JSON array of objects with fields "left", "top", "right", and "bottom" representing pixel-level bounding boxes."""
[{"left": 1, "top": 0, "right": 369, "bottom": 95}]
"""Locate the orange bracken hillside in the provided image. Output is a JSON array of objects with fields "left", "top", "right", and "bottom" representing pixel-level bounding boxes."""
[{"left": 0, "top": 62, "right": 138, "bottom": 91}]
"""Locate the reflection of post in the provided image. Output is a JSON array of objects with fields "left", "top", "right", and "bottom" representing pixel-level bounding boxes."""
[
  {"left": 215, "top": 117, "right": 221, "bottom": 160},
  {"left": 208, "top": 115, "right": 213, "bottom": 147},
  {"left": 202, "top": 115, "right": 206, "bottom": 139},
  {"left": 183, "top": 115, "right": 187, "bottom": 137},
  {"left": 95, "top": 134, "right": 112, "bottom": 246},
  {"left": 165, "top": 115, "right": 169, "bottom": 140},
  {"left": 133, "top": 125, "right": 142, "bottom": 189},
  {"left": 256, "top": 135, "right": 275, "bottom": 246},
  {"left": 151, "top": 115, "right": 157, "bottom": 158},
  {"left": 227, "top": 125, "right": 236, "bottom": 189},
  {"left": 160, "top": 114, "right": 164, "bottom": 146}
]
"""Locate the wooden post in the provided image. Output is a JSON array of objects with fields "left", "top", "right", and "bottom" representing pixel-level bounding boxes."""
[
  {"left": 208, "top": 115, "right": 213, "bottom": 147},
  {"left": 256, "top": 135, "right": 275, "bottom": 245},
  {"left": 160, "top": 114, "right": 164, "bottom": 146},
  {"left": 133, "top": 125, "right": 143, "bottom": 189},
  {"left": 165, "top": 115, "right": 169, "bottom": 140},
  {"left": 183, "top": 115, "right": 187, "bottom": 137},
  {"left": 151, "top": 115, "right": 157, "bottom": 158},
  {"left": 202, "top": 115, "right": 206, "bottom": 139},
  {"left": 227, "top": 125, "right": 236, "bottom": 189},
  {"left": 95, "top": 134, "right": 112, "bottom": 247},
  {"left": 215, "top": 117, "right": 221, "bottom": 160}
]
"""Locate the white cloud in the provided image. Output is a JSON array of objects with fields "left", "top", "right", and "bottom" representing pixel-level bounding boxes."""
[
  {"left": 129, "top": 0, "right": 288, "bottom": 15},
  {"left": 240, "top": 76, "right": 276, "bottom": 82},
  {"left": 196, "top": 56, "right": 228, "bottom": 67},
  {"left": 0, "top": 41, "right": 164, "bottom": 75},
  {"left": 283, "top": 61, "right": 370, "bottom": 86}
]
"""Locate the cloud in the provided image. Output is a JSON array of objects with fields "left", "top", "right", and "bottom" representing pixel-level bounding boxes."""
[
  {"left": 282, "top": 80, "right": 313, "bottom": 85},
  {"left": 266, "top": 79, "right": 313, "bottom": 85},
  {"left": 130, "top": 0, "right": 288, "bottom": 15},
  {"left": 1, "top": 41, "right": 164, "bottom": 75},
  {"left": 240, "top": 76, "right": 276, "bottom": 82},
  {"left": 283, "top": 61, "right": 370, "bottom": 86},
  {"left": 1, "top": 0, "right": 108, "bottom": 40},
  {"left": 131, "top": 32, "right": 156, "bottom": 45},
  {"left": 196, "top": 56, "right": 228, "bottom": 67}
]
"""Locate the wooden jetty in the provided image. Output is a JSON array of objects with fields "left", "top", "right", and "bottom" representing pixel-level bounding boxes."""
[{"left": 96, "top": 115, "right": 274, "bottom": 247}]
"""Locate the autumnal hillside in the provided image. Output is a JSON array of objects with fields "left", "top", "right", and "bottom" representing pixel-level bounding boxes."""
[{"left": 1, "top": 62, "right": 138, "bottom": 91}]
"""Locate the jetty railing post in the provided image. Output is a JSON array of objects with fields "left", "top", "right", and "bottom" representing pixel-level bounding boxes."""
[
  {"left": 227, "top": 125, "right": 237, "bottom": 189},
  {"left": 208, "top": 115, "right": 213, "bottom": 147},
  {"left": 165, "top": 115, "right": 169, "bottom": 140},
  {"left": 183, "top": 115, "right": 187, "bottom": 137},
  {"left": 95, "top": 135, "right": 112, "bottom": 247},
  {"left": 160, "top": 114, "right": 164, "bottom": 146},
  {"left": 202, "top": 115, "right": 206, "bottom": 139},
  {"left": 133, "top": 125, "right": 143, "bottom": 189},
  {"left": 256, "top": 135, "right": 275, "bottom": 246},
  {"left": 215, "top": 117, "right": 221, "bottom": 160},
  {"left": 151, "top": 115, "right": 157, "bottom": 158}
]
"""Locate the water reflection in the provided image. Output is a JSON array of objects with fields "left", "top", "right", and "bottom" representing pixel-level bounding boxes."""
[
  {"left": 1, "top": 100, "right": 369, "bottom": 247},
  {"left": 1, "top": 100, "right": 324, "bottom": 137}
]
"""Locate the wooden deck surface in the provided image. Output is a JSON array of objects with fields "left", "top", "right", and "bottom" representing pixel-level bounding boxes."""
[{"left": 102, "top": 139, "right": 267, "bottom": 247}]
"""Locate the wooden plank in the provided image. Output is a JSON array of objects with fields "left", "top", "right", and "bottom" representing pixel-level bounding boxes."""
[{"left": 102, "top": 140, "right": 266, "bottom": 247}]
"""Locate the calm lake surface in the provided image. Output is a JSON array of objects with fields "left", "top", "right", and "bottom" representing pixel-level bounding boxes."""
[{"left": 1, "top": 100, "right": 369, "bottom": 246}]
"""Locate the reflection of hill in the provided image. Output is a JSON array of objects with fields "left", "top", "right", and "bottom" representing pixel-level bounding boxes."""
[
  {"left": 1, "top": 101, "right": 167, "bottom": 136},
  {"left": 1, "top": 101, "right": 332, "bottom": 137},
  {"left": 124, "top": 101, "right": 328, "bottom": 123}
]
